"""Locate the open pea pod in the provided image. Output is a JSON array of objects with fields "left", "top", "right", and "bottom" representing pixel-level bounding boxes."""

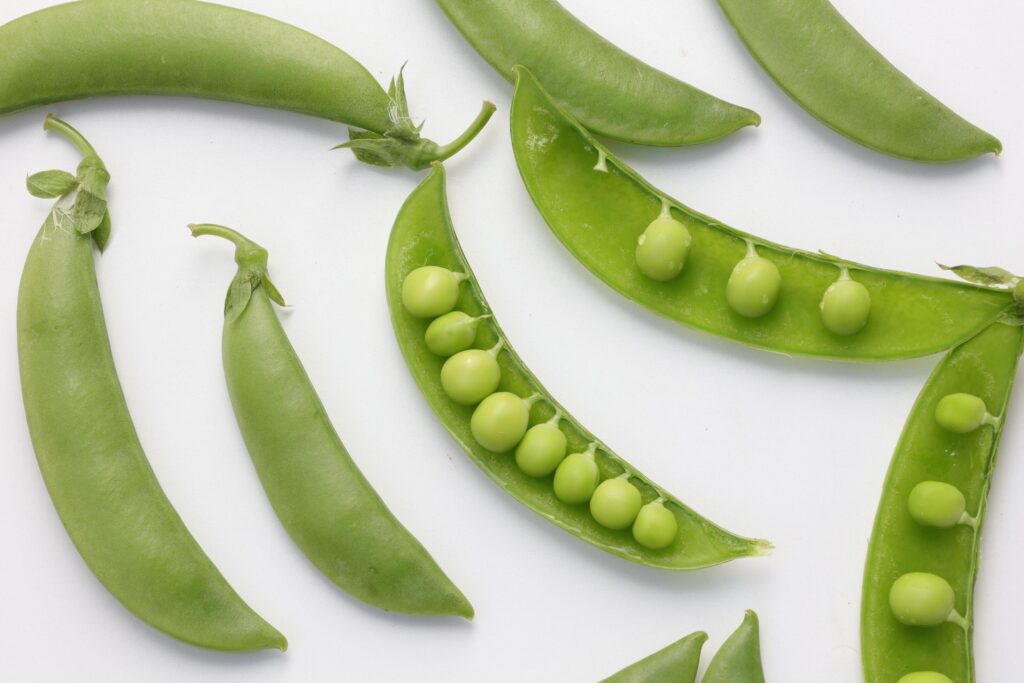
[
  {"left": 386, "top": 163, "right": 769, "bottom": 569},
  {"left": 510, "top": 66, "right": 1015, "bottom": 361},
  {"left": 862, "top": 322, "right": 1023, "bottom": 682}
]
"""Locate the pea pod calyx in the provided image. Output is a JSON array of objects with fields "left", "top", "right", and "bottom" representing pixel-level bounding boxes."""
[{"left": 188, "top": 224, "right": 285, "bottom": 320}]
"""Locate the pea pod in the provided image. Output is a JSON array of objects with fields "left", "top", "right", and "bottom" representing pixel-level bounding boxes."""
[
  {"left": 17, "top": 117, "right": 284, "bottom": 651},
  {"left": 714, "top": 0, "right": 999, "bottom": 162},
  {"left": 386, "top": 163, "right": 769, "bottom": 569},
  {"left": 190, "top": 224, "right": 473, "bottom": 618},
  {"left": 602, "top": 631, "right": 706, "bottom": 683},
  {"left": 0, "top": 0, "right": 494, "bottom": 170},
  {"left": 703, "top": 610, "right": 766, "bottom": 683},
  {"left": 434, "top": 0, "right": 758, "bottom": 146},
  {"left": 510, "top": 66, "right": 1015, "bottom": 361},
  {"left": 862, "top": 322, "right": 1023, "bottom": 682}
]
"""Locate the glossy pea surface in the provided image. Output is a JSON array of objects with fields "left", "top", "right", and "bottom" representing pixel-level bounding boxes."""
[
  {"left": 820, "top": 277, "right": 871, "bottom": 335},
  {"left": 386, "top": 164, "right": 769, "bottom": 569},
  {"left": 553, "top": 451, "right": 600, "bottom": 505},
  {"left": 470, "top": 392, "right": 530, "bottom": 453},
  {"left": 908, "top": 482, "right": 967, "bottom": 529},
  {"left": 590, "top": 479, "right": 642, "bottom": 530},
  {"left": 633, "top": 501, "right": 679, "bottom": 550},
  {"left": 510, "top": 67, "right": 1013, "bottom": 361},
  {"left": 402, "top": 266, "right": 464, "bottom": 318},
  {"left": 935, "top": 393, "right": 990, "bottom": 434},
  {"left": 727, "top": 254, "right": 781, "bottom": 318},
  {"left": 635, "top": 217, "right": 691, "bottom": 281},
  {"left": 862, "top": 323, "right": 1023, "bottom": 682},
  {"left": 515, "top": 422, "right": 567, "bottom": 477},
  {"left": 441, "top": 349, "right": 501, "bottom": 405},
  {"left": 715, "top": 0, "right": 1000, "bottom": 162},
  {"left": 425, "top": 311, "right": 482, "bottom": 356},
  {"left": 889, "top": 573, "right": 956, "bottom": 627}
]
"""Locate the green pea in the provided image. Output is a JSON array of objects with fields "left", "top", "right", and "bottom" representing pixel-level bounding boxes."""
[
  {"left": 888, "top": 573, "right": 957, "bottom": 627},
  {"left": 908, "top": 482, "right": 968, "bottom": 529},
  {"left": 440, "top": 345, "right": 502, "bottom": 405},
  {"left": 470, "top": 392, "right": 533, "bottom": 453},
  {"left": 553, "top": 444, "right": 600, "bottom": 504},
  {"left": 402, "top": 266, "right": 466, "bottom": 318},
  {"left": 632, "top": 499, "right": 678, "bottom": 549},
  {"left": 1015, "top": 280, "right": 1024, "bottom": 302},
  {"left": 425, "top": 312, "right": 485, "bottom": 357},
  {"left": 935, "top": 393, "right": 994, "bottom": 434},
  {"left": 514, "top": 419, "right": 567, "bottom": 477},
  {"left": 726, "top": 248, "right": 781, "bottom": 318},
  {"left": 896, "top": 673, "right": 955, "bottom": 683},
  {"left": 820, "top": 271, "right": 871, "bottom": 335},
  {"left": 635, "top": 214, "right": 692, "bottom": 282},
  {"left": 590, "top": 477, "right": 642, "bottom": 530}
]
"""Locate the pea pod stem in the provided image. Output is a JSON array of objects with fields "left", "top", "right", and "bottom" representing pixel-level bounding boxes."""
[
  {"left": 43, "top": 114, "right": 95, "bottom": 157},
  {"left": 428, "top": 100, "right": 497, "bottom": 164}
]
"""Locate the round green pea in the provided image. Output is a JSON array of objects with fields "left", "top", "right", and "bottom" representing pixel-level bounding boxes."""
[
  {"left": 820, "top": 277, "right": 871, "bottom": 335},
  {"left": 935, "top": 393, "right": 990, "bottom": 434},
  {"left": 590, "top": 478, "right": 642, "bottom": 530},
  {"left": 514, "top": 423, "right": 567, "bottom": 477},
  {"left": 553, "top": 450, "right": 600, "bottom": 504},
  {"left": 470, "top": 392, "right": 530, "bottom": 453},
  {"left": 897, "top": 673, "right": 954, "bottom": 683},
  {"left": 632, "top": 500, "right": 678, "bottom": 549},
  {"left": 888, "top": 572, "right": 956, "bottom": 627},
  {"left": 726, "top": 255, "right": 781, "bottom": 318},
  {"left": 425, "top": 311, "right": 481, "bottom": 357},
  {"left": 908, "top": 481, "right": 966, "bottom": 529},
  {"left": 635, "top": 216, "right": 692, "bottom": 282},
  {"left": 402, "top": 266, "right": 463, "bottom": 318},
  {"left": 440, "top": 349, "right": 501, "bottom": 405}
]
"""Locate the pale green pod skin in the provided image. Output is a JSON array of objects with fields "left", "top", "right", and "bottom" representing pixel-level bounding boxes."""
[
  {"left": 591, "top": 479, "right": 643, "bottom": 530},
  {"left": 425, "top": 311, "right": 484, "bottom": 357},
  {"left": 889, "top": 573, "right": 958, "bottom": 628},
  {"left": 820, "top": 276, "right": 871, "bottom": 336},
  {"left": 435, "top": 0, "right": 759, "bottom": 146},
  {"left": 510, "top": 67, "right": 1015, "bottom": 361},
  {"left": 862, "top": 322, "right": 1023, "bottom": 683},
  {"left": 715, "top": 0, "right": 1000, "bottom": 162},
  {"left": 17, "top": 119, "right": 284, "bottom": 651},
  {"left": 897, "top": 673, "right": 955, "bottom": 683},
  {"left": 387, "top": 164, "right": 770, "bottom": 569},
  {"left": 934, "top": 394, "right": 993, "bottom": 435},
  {"left": 636, "top": 216, "right": 692, "bottom": 282},
  {"left": 192, "top": 224, "right": 472, "bottom": 619},
  {"left": 908, "top": 482, "right": 968, "bottom": 529},
  {"left": 601, "top": 631, "right": 707, "bottom": 683},
  {"left": 515, "top": 422, "right": 568, "bottom": 478},
  {"left": 727, "top": 252, "right": 781, "bottom": 318},
  {"left": 704, "top": 610, "right": 766, "bottom": 683}
]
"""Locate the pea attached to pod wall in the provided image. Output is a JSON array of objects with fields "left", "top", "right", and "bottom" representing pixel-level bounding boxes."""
[
  {"left": 908, "top": 482, "right": 974, "bottom": 529},
  {"left": 897, "top": 673, "right": 955, "bottom": 683},
  {"left": 402, "top": 265, "right": 469, "bottom": 318},
  {"left": 388, "top": 163, "right": 769, "bottom": 569},
  {"left": 820, "top": 268, "right": 871, "bottom": 335},
  {"left": 441, "top": 341, "right": 504, "bottom": 405},
  {"left": 888, "top": 572, "right": 964, "bottom": 629},
  {"left": 727, "top": 242, "right": 782, "bottom": 318},
  {"left": 934, "top": 393, "right": 998, "bottom": 434},
  {"left": 426, "top": 311, "right": 489, "bottom": 356},
  {"left": 635, "top": 201, "right": 692, "bottom": 282}
]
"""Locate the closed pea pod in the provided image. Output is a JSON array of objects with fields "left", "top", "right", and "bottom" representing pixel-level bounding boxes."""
[
  {"left": 190, "top": 224, "right": 472, "bottom": 618},
  {"left": 601, "top": 630, "right": 707, "bottom": 683},
  {"left": 703, "top": 610, "right": 766, "bottom": 683},
  {"left": 387, "top": 163, "right": 769, "bottom": 569},
  {"left": 510, "top": 66, "right": 1015, "bottom": 361},
  {"left": 17, "top": 118, "right": 284, "bottom": 651}
]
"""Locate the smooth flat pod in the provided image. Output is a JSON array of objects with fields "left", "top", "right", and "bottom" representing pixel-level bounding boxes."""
[
  {"left": 0, "top": 0, "right": 494, "bottom": 169},
  {"left": 715, "top": 0, "right": 1000, "bottom": 162},
  {"left": 386, "top": 163, "right": 769, "bottom": 570},
  {"left": 434, "top": 0, "right": 758, "bottom": 146},
  {"left": 192, "top": 225, "right": 473, "bottom": 618},
  {"left": 17, "top": 118, "right": 284, "bottom": 651},
  {"left": 703, "top": 610, "right": 766, "bottom": 682},
  {"left": 602, "top": 631, "right": 707, "bottom": 683},
  {"left": 862, "top": 322, "right": 1023, "bottom": 682},
  {"left": 510, "top": 66, "right": 1014, "bottom": 361}
]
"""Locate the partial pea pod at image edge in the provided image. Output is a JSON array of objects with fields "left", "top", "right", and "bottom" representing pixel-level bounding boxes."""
[
  {"left": 16, "top": 117, "right": 284, "bottom": 651},
  {"left": 510, "top": 66, "right": 1015, "bottom": 361},
  {"left": 434, "top": 0, "right": 758, "bottom": 146},
  {"left": 189, "top": 224, "right": 473, "bottom": 618},
  {"left": 714, "top": 0, "right": 1000, "bottom": 162},
  {"left": 386, "top": 163, "right": 769, "bottom": 570},
  {"left": 862, "top": 322, "right": 1023, "bottom": 683},
  {"left": 0, "top": 0, "right": 495, "bottom": 170}
]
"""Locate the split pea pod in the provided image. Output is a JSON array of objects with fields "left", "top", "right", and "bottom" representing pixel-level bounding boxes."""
[
  {"left": 714, "top": 0, "right": 1000, "bottom": 162},
  {"left": 190, "top": 224, "right": 472, "bottom": 618},
  {"left": 386, "top": 163, "right": 769, "bottom": 570},
  {"left": 510, "top": 67, "right": 1015, "bottom": 361},
  {"left": 862, "top": 322, "right": 1023, "bottom": 682},
  {"left": 0, "top": 0, "right": 494, "bottom": 169},
  {"left": 17, "top": 117, "right": 284, "bottom": 651},
  {"left": 434, "top": 0, "right": 758, "bottom": 146}
]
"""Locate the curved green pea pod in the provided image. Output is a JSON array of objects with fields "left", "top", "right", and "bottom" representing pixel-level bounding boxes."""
[
  {"left": 862, "top": 322, "right": 1023, "bottom": 682},
  {"left": 0, "top": 0, "right": 494, "bottom": 170},
  {"left": 434, "top": 0, "right": 758, "bottom": 146},
  {"left": 602, "top": 631, "right": 707, "bottom": 683},
  {"left": 704, "top": 611, "right": 766, "bottom": 683},
  {"left": 510, "top": 66, "right": 1015, "bottom": 361},
  {"left": 17, "top": 118, "right": 284, "bottom": 651},
  {"left": 387, "top": 163, "right": 770, "bottom": 569},
  {"left": 715, "top": 0, "right": 999, "bottom": 162},
  {"left": 190, "top": 225, "right": 472, "bottom": 619}
]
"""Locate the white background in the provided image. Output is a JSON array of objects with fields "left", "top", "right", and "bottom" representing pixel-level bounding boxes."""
[{"left": 1, "top": 1, "right": 1021, "bottom": 681}]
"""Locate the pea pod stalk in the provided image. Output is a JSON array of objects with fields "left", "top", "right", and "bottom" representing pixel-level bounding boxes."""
[
  {"left": 0, "top": 0, "right": 495, "bottom": 170},
  {"left": 17, "top": 117, "right": 285, "bottom": 651},
  {"left": 190, "top": 224, "right": 473, "bottom": 618}
]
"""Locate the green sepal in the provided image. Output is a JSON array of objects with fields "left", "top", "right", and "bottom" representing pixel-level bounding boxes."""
[
  {"left": 26, "top": 170, "right": 77, "bottom": 198},
  {"left": 261, "top": 275, "right": 286, "bottom": 307},
  {"left": 77, "top": 157, "right": 110, "bottom": 200},
  {"left": 385, "top": 65, "right": 426, "bottom": 141},
  {"left": 71, "top": 189, "right": 108, "bottom": 235},
  {"left": 225, "top": 272, "right": 258, "bottom": 322},
  {"left": 939, "top": 263, "right": 1018, "bottom": 288},
  {"left": 93, "top": 212, "right": 112, "bottom": 252}
]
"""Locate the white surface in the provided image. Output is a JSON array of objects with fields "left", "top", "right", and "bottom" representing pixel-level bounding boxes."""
[{"left": 0, "top": 1, "right": 1021, "bottom": 681}]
